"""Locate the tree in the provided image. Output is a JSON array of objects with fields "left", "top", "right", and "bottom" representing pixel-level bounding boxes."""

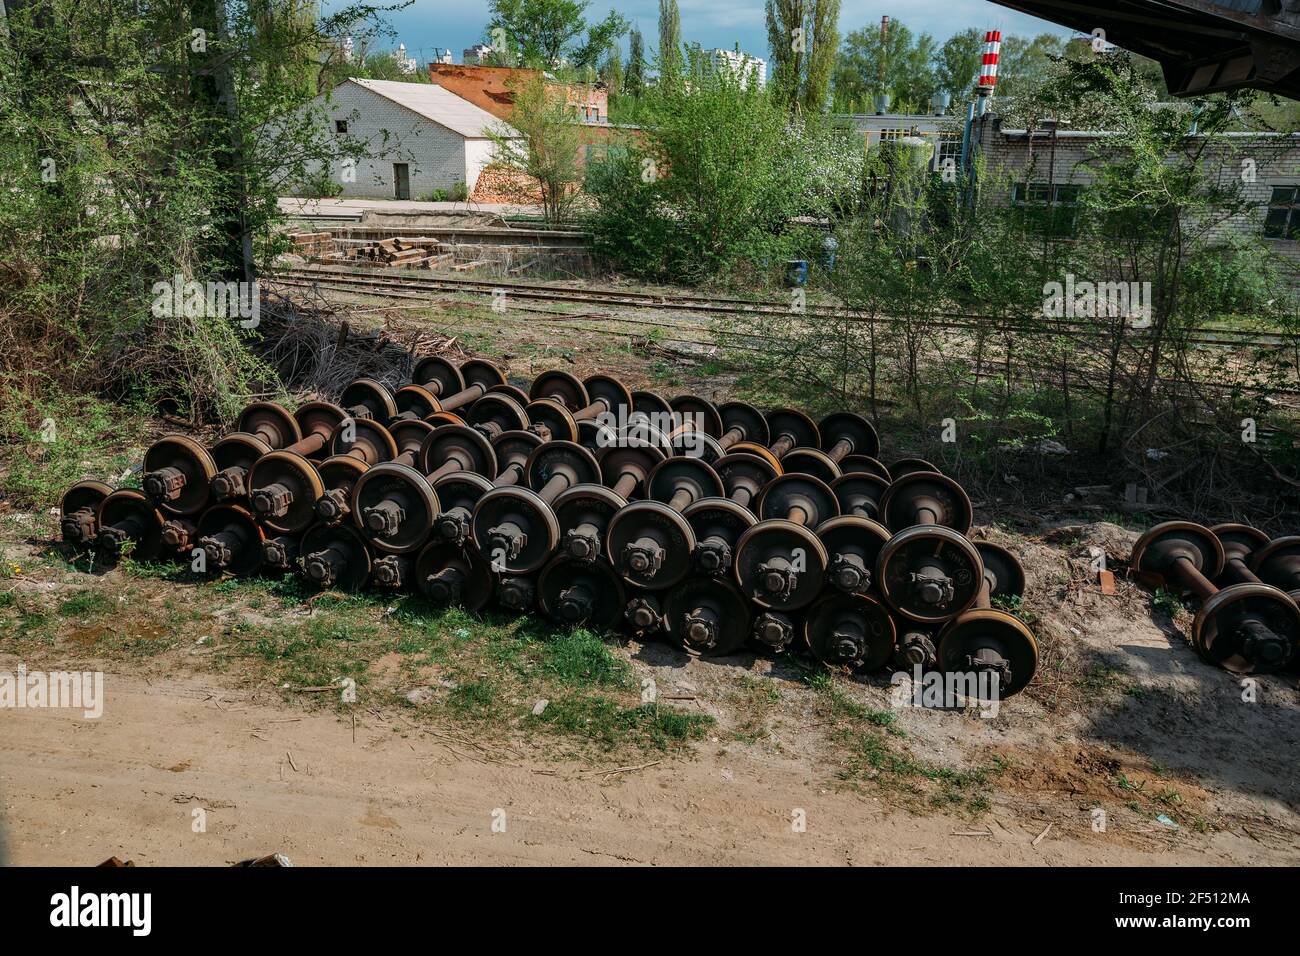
[
  {"left": 996, "top": 33, "right": 1067, "bottom": 99},
  {"left": 625, "top": 27, "right": 646, "bottom": 97},
  {"left": 935, "top": 28, "right": 983, "bottom": 101},
  {"left": 766, "top": 0, "right": 841, "bottom": 116},
  {"left": 486, "top": 0, "right": 628, "bottom": 69},
  {"left": 486, "top": 74, "right": 585, "bottom": 224},
  {"left": 833, "top": 19, "right": 937, "bottom": 113},
  {"left": 658, "top": 0, "right": 681, "bottom": 83},
  {"left": 0, "top": 0, "right": 385, "bottom": 420}
]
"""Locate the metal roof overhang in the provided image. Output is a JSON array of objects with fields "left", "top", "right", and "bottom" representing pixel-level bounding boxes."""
[{"left": 989, "top": 0, "right": 1300, "bottom": 99}]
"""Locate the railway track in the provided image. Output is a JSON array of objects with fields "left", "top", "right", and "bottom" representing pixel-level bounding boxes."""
[{"left": 269, "top": 266, "right": 1300, "bottom": 351}]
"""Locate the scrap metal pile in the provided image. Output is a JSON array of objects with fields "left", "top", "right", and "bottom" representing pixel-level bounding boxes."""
[{"left": 58, "top": 357, "right": 1043, "bottom": 699}]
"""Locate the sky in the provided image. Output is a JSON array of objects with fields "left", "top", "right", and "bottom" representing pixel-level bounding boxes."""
[{"left": 358, "top": 0, "right": 1072, "bottom": 66}]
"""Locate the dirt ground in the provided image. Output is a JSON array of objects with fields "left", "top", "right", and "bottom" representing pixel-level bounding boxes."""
[
  {"left": 1, "top": 653, "right": 1295, "bottom": 867},
  {"left": 2, "top": 517, "right": 1298, "bottom": 867},
  {"left": 2, "top": 291, "right": 1298, "bottom": 867}
]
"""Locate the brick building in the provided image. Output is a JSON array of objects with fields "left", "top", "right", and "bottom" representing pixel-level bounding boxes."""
[{"left": 428, "top": 63, "right": 609, "bottom": 125}]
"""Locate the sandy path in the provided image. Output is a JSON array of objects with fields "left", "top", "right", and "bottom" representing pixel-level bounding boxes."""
[{"left": 3, "top": 664, "right": 1295, "bottom": 867}]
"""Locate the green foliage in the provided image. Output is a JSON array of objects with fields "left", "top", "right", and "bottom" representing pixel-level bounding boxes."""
[
  {"left": 587, "top": 61, "right": 861, "bottom": 282},
  {"left": 766, "top": 0, "right": 842, "bottom": 116},
  {"left": 487, "top": 74, "right": 585, "bottom": 224},
  {"left": 657, "top": 0, "right": 682, "bottom": 84},
  {"left": 0, "top": 0, "right": 385, "bottom": 419},
  {"left": 486, "top": 0, "right": 628, "bottom": 70}
]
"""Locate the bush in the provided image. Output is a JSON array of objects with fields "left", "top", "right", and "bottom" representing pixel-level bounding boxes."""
[{"left": 585, "top": 59, "right": 861, "bottom": 284}]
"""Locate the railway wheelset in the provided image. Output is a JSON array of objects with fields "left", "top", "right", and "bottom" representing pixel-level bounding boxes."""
[
  {"left": 1129, "top": 522, "right": 1300, "bottom": 674},
  {"left": 58, "top": 357, "right": 1043, "bottom": 700}
]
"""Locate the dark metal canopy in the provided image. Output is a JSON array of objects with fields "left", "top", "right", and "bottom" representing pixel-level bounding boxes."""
[{"left": 990, "top": 0, "right": 1300, "bottom": 99}]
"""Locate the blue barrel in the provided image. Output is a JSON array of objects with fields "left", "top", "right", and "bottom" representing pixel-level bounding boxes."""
[{"left": 786, "top": 260, "right": 809, "bottom": 287}]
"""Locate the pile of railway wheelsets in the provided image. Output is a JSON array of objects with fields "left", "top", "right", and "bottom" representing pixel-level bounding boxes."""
[{"left": 54, "top": 356, "right": 1300, "bottom": 701}]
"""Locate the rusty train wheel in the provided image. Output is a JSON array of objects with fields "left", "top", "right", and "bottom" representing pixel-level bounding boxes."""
[
  {"left": 340, "top": 378, "right": 397, "bottom": 421},
  {"left": 530, "top": 370, "right": 589, "bottom": 411},
  {"left": 664, "top": 578, "right": 753, "bottom": 657},
  {"left": 60, "top": 480, "right": 114, "bottom": 548},
  {"left": 301, "top": 523, "right": 373, "bottom": 593},
  {"left": 937, "top": 609, "right": 1039, "bottom": 699},
  {"left": 816, "top": 515, "right": 891, "bottom": 596},
  {"left": 878, "top": 471, "right": 973, "bottom": 534},
  {"left": 196, "top": 504, "right": 265, "bottom": 576},
  {"left": 351, "top": 462, "right": 440, "bottom": 555},
  {"left": 726, "top": 441, "right": 783, "bottom": 475},
  {"left": 142, "top": 435, "right": 217, "bottom": 516},
  {"left": 779, "top": 447, "right": 842, "bottom": 485},
  {"left": 394, "top": 384, "right": 443, "bottom": 420},
  {"left": 765, "top": 408, "right": 819, "bottom": 455},
  {"left": 830, "top": 472, "right": 890, "bottom": 522},
  {"left": 525, "top": 398, "right": 579, "bottom": 444},
  {"left": 412, "top": 356, "right": 465, "bottom": 396},
  {"left": 1130, "top": 521, "right": 1226, "bottom": 586},
  {"left": 718, "top": 400, "right": 769, "bottom": 448},
  {"left": 460, "top": 359, "right": 508, "bottom": 391},
  {"left": 876, "top": 525, "right": 984, "bottom": 625},
  {"left": 237, "top": 401, "right": 301, "bottom": 449},
  {"left": 248, "top": 451, "right": 325, "bottom": 535},
  {"left": 554, "top": 484, "right": 627, "bottom": 563},
  {"left": 415, "top": 540, "right": 495, "bottom": 611},
  {"left": 211, "top": 433, "right": 271, "bottom": 502},
  {"left": 684, "top": 497, "right": 757, "bottom": 577},
  {"left": 975, "top": 541, "right": 1027, "bottom": 602},
  {"left": 605, "top": 500, "right": 695, "bottom": 590},
  {"left": 838, "top": 455, "right": 891, "bottom": 482},
  {"left": 96, "top": 490, "right": 166, "bottom": 563},
  {"left": 1194, "top": 583, "right": 1300, "bottom": 674},
  {"left": 329, "top": 417, "right": 399, "bottom": 464},
  {"left": 315, "top": 455, "right": 369, "bottom": 525},
  {"left": 670, "top": 395, "right": 723, "bottom": 438},
  {"left": 538, "top": 556, "right": 627, "bottom": 631},
  {"left": 472, "top": 486, "right": 560, "bottom": 575},
  {"left": 733, "top": 519, "right": 829, "bottom": 611},
  {"left": 804, "top": 592, "right": 896, "bottom": 671}
]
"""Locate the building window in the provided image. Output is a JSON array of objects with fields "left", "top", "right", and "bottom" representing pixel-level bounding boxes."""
[
  {"left": 1264, "top": 186, "right": 1300, "bottom": 240},
  {"left": 935, "top": 133, "right": 961, "bottom": 173},
  {"left": 335, "top": 119, "right": 348, "bottom": 134},
  {"left": 1012, "top": 182, "right": 1082, "bottom": 238}
]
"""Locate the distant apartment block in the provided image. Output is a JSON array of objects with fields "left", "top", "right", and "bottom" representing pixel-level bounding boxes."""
[{"left": 710, "top": 48, "right": 767, "bottom": 87}]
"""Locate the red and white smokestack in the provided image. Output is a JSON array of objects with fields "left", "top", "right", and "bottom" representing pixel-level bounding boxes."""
[{"left": 978, "top": 30, "right": 1002, "bottom": 92}]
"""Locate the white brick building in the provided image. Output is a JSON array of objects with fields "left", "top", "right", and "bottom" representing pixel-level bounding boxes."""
[
  {"left": 971, "top": 115, "right": 1300, "bottom": 261},
  {"left": 304, "top": 79, "right": 519, "bottom": 200}
]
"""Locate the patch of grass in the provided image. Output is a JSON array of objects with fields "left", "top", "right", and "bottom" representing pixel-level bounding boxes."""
[
  {"left": 1152, "top": 588, "right": 1184, "bottom": 615},
  {"left": 0, "top": 388, "right": 153, "bottom": 511},
  {"left": 1075, "top": 664, "right": 1127, "bottom": 694},
  {"left": 449, "top": 679, "right": 497, "bottom": 716},
  {"left": 541, "top": 628, "right": 629, "bottom": 688},
  {"left": 730, "top": 674, "right": 782, "bottom": 743},
  {"left": 57, "top": 590, "right": 115, "bottom": 618},
  {"left": 536, "top": 695, "right": 712, "bottom": 751}
]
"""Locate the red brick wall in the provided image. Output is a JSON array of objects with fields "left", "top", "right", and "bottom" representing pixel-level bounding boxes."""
[{"left": 428, "top": 63, "right": 609, "bottom": 124}]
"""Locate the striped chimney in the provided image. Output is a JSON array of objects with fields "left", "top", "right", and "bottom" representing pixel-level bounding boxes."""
[{"left": 978, "top": 30, "right": 1002, "bottom": 91}]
